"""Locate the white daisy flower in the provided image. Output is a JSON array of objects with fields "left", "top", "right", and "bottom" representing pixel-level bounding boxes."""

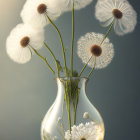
[
  {"left": 95, "top": 0, "right": 137, "bottom": 35},
  {"left": 20, "top": 0, "right": 62, "bottom": 29},
  {"left": 77, "top": 32, "right": 114, "bottom": 69},
  {"left": 65, "top": 122, "right": 104, "bottom": 140},
  {"left": 6, "top": 23, "right": 44, "bottom": 64}
]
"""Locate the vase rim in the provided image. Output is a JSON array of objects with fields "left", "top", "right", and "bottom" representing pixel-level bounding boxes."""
[{"left": 55, "top": 77, "right": 88, "bottom": 81}]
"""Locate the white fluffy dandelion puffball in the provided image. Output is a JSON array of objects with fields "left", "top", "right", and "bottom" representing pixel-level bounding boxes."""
[
  {"left": 47, "top": 0, "right": 70, "bottom": 12},
  {"left": 77, "top": 32, "right": 114, "bottom": 69},
  {"left": 6, "top": 23, "right": 44, "bottom": 64},
  {"left": 61, "top": 0, "right": 93, "bottom": 11},
  {"left": 95, "top": 0, "right": 137, "bottom": 35},
  {"left": 20, "top": 0, "right": 62, "bottom": 29},
  {"left": 65, "top": 122, "right": 104, "bottom": 140}
]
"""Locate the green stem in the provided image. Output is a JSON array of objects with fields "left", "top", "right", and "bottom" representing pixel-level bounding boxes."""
[
  {"left": 71, "top": 3, "right": 75, "bottom": 77},
  {"left": 73, "top": 91, "right": 80, "bottom": 125},
  {"left": 65, "top": 82, "right": 72, "bottom": 132},
  {"left": 79, "top": 56, "right": 93, "bottom": 77},
  {"left": 30, "top": 46, "right": 55, "bottom": 75},
  {"left": 100, "top": 20, "right": 114, "bottom": 46},
  {"left": 87, "top": 57, "right": 96, "bottom": 78},
  {"left": 68, "top": 98, "right": 71, "bottom": 131},
  {"left": 44, "top": 42, "right": 60, "bottom": 77},
  {"left": 46, "top": 14, "right": 68, "bottom": 76}
]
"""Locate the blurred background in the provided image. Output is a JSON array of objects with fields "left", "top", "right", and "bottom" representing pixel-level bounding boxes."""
[{"left": 0, "top": 0, "right": 139, "bottom": 139}]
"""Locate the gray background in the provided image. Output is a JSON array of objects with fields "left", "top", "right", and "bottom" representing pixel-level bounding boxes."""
[{"left": 0, "top": 0, "right": 139, "bottom": 139}]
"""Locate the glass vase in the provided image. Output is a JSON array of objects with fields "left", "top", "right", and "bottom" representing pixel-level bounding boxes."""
[{"left": 41, "top": 77, "right": 105, "bottom": 140}]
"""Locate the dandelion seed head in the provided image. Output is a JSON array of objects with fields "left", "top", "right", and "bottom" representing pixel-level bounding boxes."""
[
  {"left": 6, "top": 23, "right": 44, "bottom": 64},
  {"left": 21, "top": 0, "right": 61, "bottom": 29},
  {"left": 95, "top": 0, "right": 137, "bottom": 35},
  {"left": 20, "top": 36, "right": 30, "bottom": 47},
  {"left": 90, "top": 45, "right": 102, "bottom": 57},
  {"left": 37, "top": 4, "right": 47, "bottom": 14},
  {"left": 77, "top": 32, "right": 114, "bottom": 69},
  {"left": 112, "top": 9, "right": 123, "bottom": 19}
]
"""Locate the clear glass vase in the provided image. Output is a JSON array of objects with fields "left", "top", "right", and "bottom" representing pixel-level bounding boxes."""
[{"left": 41, "top": 77, "right": 105, "bottom": 140}]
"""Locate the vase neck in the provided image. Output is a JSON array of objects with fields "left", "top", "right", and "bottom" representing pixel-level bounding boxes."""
[{"left": 56, "top": 77, "right": 88, "bottom": 97}]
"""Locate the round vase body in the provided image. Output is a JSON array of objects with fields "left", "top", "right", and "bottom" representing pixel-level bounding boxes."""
[{"left": 41, "top": 78, "right": 105, "bottom": 140}]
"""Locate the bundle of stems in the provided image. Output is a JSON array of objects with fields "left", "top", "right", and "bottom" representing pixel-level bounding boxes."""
[{"left": 33, "top": 3, "right": 114, "bottom": 79}]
